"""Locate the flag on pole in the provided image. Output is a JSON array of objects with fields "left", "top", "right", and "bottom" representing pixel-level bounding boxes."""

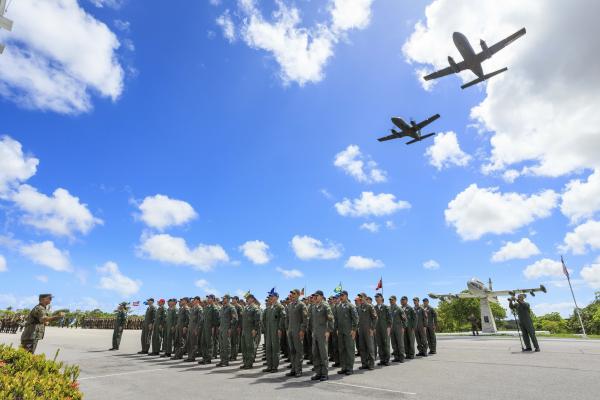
[
  {"left": 375, "top": 277, "right": 382, "bottom": 291},
  {"left": 300, "top": 287, "right": 305, "bottom": 296},
  {"left": 267, "top": 287, "right": 276, "bottom": 297},
  {"left": 334, "top": 282, "right": 343, "bottom": 294},
  {"left": 132, "top": 301, "right": 140, "bottom": 307},
  {"left": 561, "top": 256, "right": 570, "bottom": 279}
]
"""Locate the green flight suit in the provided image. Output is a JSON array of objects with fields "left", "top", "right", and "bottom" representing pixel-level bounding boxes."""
[
  {"left": 151, "top": 304, "right": 166, "bottom": 354},
  {"left": 141, "top": 304, "right": 156, "bottom": 353},
  {"left": 163, "top": 306, "right": 177, "bottom": 355},
  {"left": 112, "top": 309, "right": 127, "bottom": 350},
  {"left": 20, "top": 304, "right": 49, "bottom": 354},
  {"left": 335, "top": 300, "right": 358, "bottom": 372},
  {"left": 424, "top": 305, "right": 437, "bottom": 353},
  {"left": 414, "top": 305, "right": 428, "bottom": 356},
  {"left": 172, "top": 306, "right": 190, "bottom": 359},
  {"left": 286, "top": 300, "right": 308, "bottom": 374},
  {"left": 311, "top": 301, "right": 334, "bottom": 377},
  {"left": 374, "top": 303, "right": 392, "bottom": 364},
  {"left": 186, "top": 305, "right": 203, "bottom": 361},
  {"left": 390, "top": 303, "right": 406, "bottom": 361},
  {"left": 510, "top": 301, "right": 539, "bottom": 350},
  {"left": 213, "top": 304, "right": 221, "bottom": 359},
  {"left": 241, "top": 303, "right": 261, "bottom": 368},
  {"left": 264, "top": 302, "right": 286, "bottom": 370},
  {"left": 201, "top": 303, "right": 219, "bottom": 363},
  {"left": 218, "top": 303, "right": 238, "bottom": 365},
  {"left": 357, "top": 302, "right": 377, "bottom": 369},
  {"left": 402, "top": 304, "right": 416, "bottom": 358},
  {"left": 231, "top": 303, "right": 243, "bottom": 360}
]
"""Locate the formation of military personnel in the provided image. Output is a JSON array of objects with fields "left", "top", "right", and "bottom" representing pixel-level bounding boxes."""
[
  {"left": 0, "top": 315, "right": 24, "bottom": 334},
  {"left": 112, "top": 289, "right": 439, "bottom": 381}
]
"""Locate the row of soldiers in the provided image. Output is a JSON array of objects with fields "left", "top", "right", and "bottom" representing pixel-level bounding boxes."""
[
  {"left": 0, "top": 315, "right": 24, "bottom": 333},
  {"left": 112, "top": 289, "right": 438, "bottom": 381},
  {"left": 79, "top": 317, "right": 143, "bottom": 330}
]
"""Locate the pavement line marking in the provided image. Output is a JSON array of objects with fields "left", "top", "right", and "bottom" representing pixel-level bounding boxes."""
[
  {"left": 325, "top": 381, "right": 416, "bottom": 396},
  {"left": 79, "top": 367, "right": 168, "bottom": 380}
]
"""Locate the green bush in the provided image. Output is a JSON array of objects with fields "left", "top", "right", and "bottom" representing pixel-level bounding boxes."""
[{"left": 0, "top": 345, "right": 81, "bottom": 400}]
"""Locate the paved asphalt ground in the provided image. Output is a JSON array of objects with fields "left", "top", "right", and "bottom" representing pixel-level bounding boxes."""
[{"left": 2, "top": 328, "right": 600, "bottom": 400}]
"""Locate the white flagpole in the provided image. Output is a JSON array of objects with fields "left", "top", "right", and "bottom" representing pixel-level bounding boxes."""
[{"left": 562, "top": 256, "right": 587, "bottom": 338}]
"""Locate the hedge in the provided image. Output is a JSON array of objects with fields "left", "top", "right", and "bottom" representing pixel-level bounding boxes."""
[{"left": 0, "top": 345, "right": 81, "bottom": 399}]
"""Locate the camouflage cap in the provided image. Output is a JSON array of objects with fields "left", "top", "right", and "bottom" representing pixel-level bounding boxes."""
[
  {"left": 374, "top": 293, "right": 383, "bottom": 298},
  {"left": 389, "top": 295, "right": 397, "bottom": 301},
  {"left": 223, "top": 294, "right": 231, "bottom": 299},
  {"left": 401, "top": 296, "right": 408, "bottom": 301},
  {"left": 119, "top": 301, "right": 129, "bottom": 307},
  {"left": 413, "top": 297, "right": 420, "bottom": 302},
  {"left": 290, "top": 289, "right": 301, "bottom": 295},
  {"left": 359, "top": 292, "right": 367, "bottom": 298}
]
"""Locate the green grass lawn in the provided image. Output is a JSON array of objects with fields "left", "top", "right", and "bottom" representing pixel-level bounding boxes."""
[{"left": 536, "top": 333, "right": 600, "bottom": 339}]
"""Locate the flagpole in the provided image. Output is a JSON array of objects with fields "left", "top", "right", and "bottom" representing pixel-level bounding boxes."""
[
  {"left": 562, "top": 256, "right": 587, "bottom": 338},
  {"left": 381, "top": 276, "right": 384, "bottom": 299}
]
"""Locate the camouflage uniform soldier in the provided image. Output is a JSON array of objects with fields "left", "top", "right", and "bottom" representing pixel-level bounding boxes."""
[
  {"left": 212, "top": 298, "right": 222, "bottom": 359},
  {"left": 389, "top": 295, "right": 406, "bottom": 362},
  {"left": 335, "top": 290, "right": 358, "bottom": 375},
  {"left": 231, "top": 296, "right": 243, "bottom": 361},
  {"left": 199, "top": 295, "right": 219, "bottom": 364},
  {"left": 413, "top": 297, "right": 428, "bottom": 357},
  {"left": 423, "top": 298, "right": 437, "bottom": 355},
  {"left": 310, "top": 290, "right": 334, "bottom": 381},
  {"left": 262, "top": 292, "right": 286, "bottom": 372},
  {"left": 329, "top": 296, "right": 340, "bottom": 367},
  {"left": 161, "top": 299, "right": 178, "bottom": 357},
  {"left": 304, "top": 296, "right": 313, "bottom": 363},
  {"left": 21, "top": 294, "right": 64, "bottom": 354},
  {"left": 509, "top": 294, "right": 540, "bottom": 352},
  {"left": 151, "top": 299, "right": 166, "bottom": 355},
  {"left": 401, "top": 296, "right": 416, "bottom": 359},
  {"left": 374, "top": 293, "right": 392, "bottom": 366},
  {"left": 171, "top": 298, "right": 190, "bottom": 359},
  {"left": 286, "top": 289, "right": 308, "bottom": 378},
  {"left": 185, "top": 296, "right": 203, "bottom": 362},
  {"left": 357, "top": 293, "right": 377, "bottom": 370},
  {"left": 110, "top": 302, "right": 128, "bottom": 350},
  {"left": 216, "top": 295, "right": 238, "bottom": 367},
  {"left": 240, "top": 294, "right": 261, "bottom": 369},
  {"left": 138, "top": 298, "right": 156, "bottom": 355}
]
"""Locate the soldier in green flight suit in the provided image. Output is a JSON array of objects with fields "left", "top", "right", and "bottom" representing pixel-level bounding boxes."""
[
  {"left": 262, "top": 291, "right": 286, "bottom": 373},
  {"left": 212, "top": 298, "right": 222, "bottom": 359},
  {"left": 389, "top": 295, "right": 406, "bottom": 362},
  {"left": 509, "top": 294, "right": 540, "bottom": 352},
  {"left": 413, "top": 297, "right": 428, "bottom": 357},
  {"left": 199, "top": 294, "right": 219, "bottom": 365},
  {"left": 171, "top": 297, "right": 190, "bottom": 360},
  {"left": 357, "top": 293, "right": 377, "bottom": 370},
  {"left": 231, "top": 296, "right": 243, "bottom": 361},
  {"left": 21, "top": 294, "right": 64, "bottom": 354},
  {"left": 150, "top": 299, "right": 166, "bottom": 355},
  {"left": 138, "top": 298, "right": 156, "bottom": 355},
  {"left": 335, "top": 290, "right": 358, "bottom": 375},
  {"left": 400, "top": 296, "right": 416, "bottom": 359},
  {"left": 240, "top": 294, "right": 261, "bottom": 369},
  {"left": 286, "top": 289, "right": 308, "bottom": 378},
  {"left": 185, "top": 296, "right": 203, "bottom": 362},
  {"left": 216, "top": 294, "right": 238, "bottom": 367},
  {"left": 422, "top": 298, "right": 438, "bottom": 355},
  {"left": 310, "top": 290, "right": 334, "bottom": 382},
  {"left": 374, "top": 293, "right": 392, "bottom": 366},
  {"left": 109, "top": 302, "right": 128, "bottom": 351},
  {"left": 161, "top": 299, "right": 178, "bottom": 357}
]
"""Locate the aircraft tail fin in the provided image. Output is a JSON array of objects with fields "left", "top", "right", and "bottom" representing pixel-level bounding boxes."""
[{"left": 461, "top": 67, "right": 508, "bottom": 89}]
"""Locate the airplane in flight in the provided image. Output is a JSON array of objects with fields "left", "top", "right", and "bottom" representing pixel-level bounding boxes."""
[
  {"left": 429, "top": 277, "right": 546, "bottom": 333},
  {"left": 423, "top": 27, "right": 526, "bottom": 89},
  {"left": 377, "top": 113, "right": 440, "bottom": 145},
  {"left": 0, "top": 0, "right": 13, "bottom": 54}
]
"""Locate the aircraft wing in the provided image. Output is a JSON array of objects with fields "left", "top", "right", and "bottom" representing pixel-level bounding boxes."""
[
  {"left": 391, "top": 117, "right": 411, "bottom": 131},
  {"left": 377, "top": 133, "right": 399, "bottom": 142},
  {"left": 423, "top": 61, "right": 467, "bottom": 81},
  {"left": 415, "top": 114, "right": 441, "bottom": 130},
  {"left": 483, "top": 27, "right": 526, "bottom": 58},
  {"left": 428, "top": 292, "right": 478, "bottom": 300},
  {"left": 489, "top": 284, "right": 547, "bottom": 297}
]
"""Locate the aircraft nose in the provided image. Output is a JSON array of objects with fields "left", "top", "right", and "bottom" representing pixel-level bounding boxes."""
[{"left": 452, "top": 31, "right": 466, "bottom": 44}]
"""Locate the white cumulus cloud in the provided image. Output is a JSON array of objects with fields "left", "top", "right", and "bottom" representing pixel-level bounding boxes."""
[
  {"left": 216, "top": 9, "right": 236, "bottom": 42},
  {"left": 360, "top": 222, "right": 379, "bottom": 233},
  {"left": 423, "top": 259, "right": 440, "bottom": 270},
  {"left": 138, "top": 194, "right": 197, "bottom": 230},
  {"left": 334, "top": 144, "right": 386, "bottom": 183},
  {"left": 290, "top": 235, "right": 341, "bottom": 260},
  {"left": 97, "top": 261, "right": 141, "bottom": 297},
  {"left": 560, "top": 220, "right": 600, "bottom": 255},
  {"left": 425, "top": 131, "right": 471, "bottom": 170},
  {"left": 0, "top": 136, "right": 39, "bottom": 196},
  {"left": 0, "top": 255, "right": 6, "bottom": 272},
  {"left": 581, "top": 260, "right": 600, "bottom": 289},
  {"left": 561, "top": 169, "right": 600, "bottom": 224},
  {"left": 239, "top": 240, "right": 272, "bottom": 264},
  {"left": 491, "top": 237, "right": 540, "bottom": 262},
  {"left": 523, "top": 258, "right": 567, "bottom": 279},
  {"left": 345, "top": 255, "right": 383, "bottom": 270},
  {"left": 445, "top": 184, "right": 558, "bottom": 240},
  {"left": 335, "top": 192, "right": 411, "bottom": 218},
  {"left": 276, "top": 266, "right": 303, "bottom": 279},
  {"left": 19, "top": 241, "right": 71, "bottom": 272}
]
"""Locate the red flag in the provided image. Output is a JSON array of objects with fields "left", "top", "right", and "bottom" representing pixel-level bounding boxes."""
[
  {"left": 561, "top": 256, "right": 570, "bottom": 279},
  {"left": 375, "top": 278, "right": 382, "bottom": 291},
  {"left": 132, "top": 301, "right": 140, "bottom": 307}
]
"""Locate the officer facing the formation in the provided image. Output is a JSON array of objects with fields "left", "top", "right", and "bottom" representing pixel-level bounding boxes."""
[
  {"left": 151, "top": 299, "right": 166, "bottom": 355},
  {"left": 161, "top": 299, "right": 178, "bottom": 357},
  {"left": 109, "top": 302, "right": 128, "bottom": 351},
  {"left": 286, "top": 289, "right": 308, "bottom": 377},
  {"left": 240, "top": 294, "right": 260, "bottom": 369},
  {"left": 389, "top": 295, "right": 406, "bottom": 363},
  {"left": 334, "top": 290, "right": 358, "bottom": 375},
  {"left": 422, "top": 298, "right": 437, "bottom": 355},
  {"left": 21, "top": 294, "right": 64, "bottom": 354},
  {"left": 413, "top": 297, "right": 428, "bottom": 357},
  {"left": 401, "top": 296, "right": 416, "bottom": 359},
  {"left": 263, "top": 291, "right": 286, "bottom": 373},
  {"left": 217, "top": 294, "right": 238, "bottom": 367},
  {"left": 310, "top": 290, "right": 334, "bottom": 381},
  {"left": 138, "top": 298, "right": 156, "bottom": 355},
  {"left": 509, "top": 294, "right": 540, "bottom": 352},
  {"left": 357, "top": 293, "right": 377, "bottom": 370},
  {"left": 374, "top": 293, "right": 392, "bottom": 366}
]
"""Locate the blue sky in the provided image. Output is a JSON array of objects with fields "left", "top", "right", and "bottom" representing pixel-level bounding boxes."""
[{"left": 1, "top": 0, "right": 599, "bottom": 316}]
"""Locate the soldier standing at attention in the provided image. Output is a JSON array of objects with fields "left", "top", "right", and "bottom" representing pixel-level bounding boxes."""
[
  {"left": 212, "top": 298, "right": 222, "bottom": 360},
  {"left": 199, "top": 295, "right": 219, "bottom": 365},
  {"left": 335, "top": 290, "right": 358, "bottom": 376},
  {"left": 286, "top": 289, "right": 308, "bottom": 378},
  {"left": 309, "top": 290, "right": 334, "bottom": 382},
  {"left": 400, "top": 296, "right": 416, "bottom": 359},
  {"left": 21, "top": 294, "right": 64, "bottom": 354},
  {"left": 240, "top": 294, "right": 260, "bottom": 369},
  {"left": 138, "top": 298, "right": 156, "bottom": 355},
  {"left": 357, "top": 293, "right": 377, "bottom": 370},
  {"left": 216, "top": 294, "right": 238, "bottom": 367},
  {"left": 304, "top": 296, "right": 314, "bottom": 364},
  {"left": 509, "top": 294, "right": 540, "bottom": 352},
  {"left": 150, "top": 299, "right": 166, "bottom": 355},
  {"left": 109, "top": 302, "right": 128, "bottom": 351},
  {"left": 185, "top": 296, "right": 203, "bottom": 362},
  {"left": 161, "top": 299, "right": 178, "bottom": 357},
  {"left": 413, "top": 297, "right": 428, "bottom": 357},
  {"left": 468, "top": 313, "right": 479, "bottom": 336},
  {"left": 374, "top": 293, "right": 392, "bottom": 366},
  {"left": 231, "top": 296, "right": 243, "bottom": 361},
  {"left": 422, "top": 298, "right": 438, "bottom": 355},
  {"left": 171, "top": 298, "right": 190, "bottom": 360},
  {"left": 263, "top": 291, "right": 285, "bottom": 373},
  {"left": 389, "top": 295, "right": 406, "bottom": 363},
  {"left": 329, "top": 295, "right": 340, "bottom": 367}
]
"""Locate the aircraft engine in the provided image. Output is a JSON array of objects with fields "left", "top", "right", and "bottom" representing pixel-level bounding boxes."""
[
  {"left": 480, "top": 39, "right": 490, "bottom": 59},
  {"left": 448, "top": 56, "right": 460, "bottom": 73}
]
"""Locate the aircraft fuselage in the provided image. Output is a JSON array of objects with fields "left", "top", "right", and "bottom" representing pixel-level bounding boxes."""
[{"left": 452, "top": 32, "right": 484, "bottom": 78}]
